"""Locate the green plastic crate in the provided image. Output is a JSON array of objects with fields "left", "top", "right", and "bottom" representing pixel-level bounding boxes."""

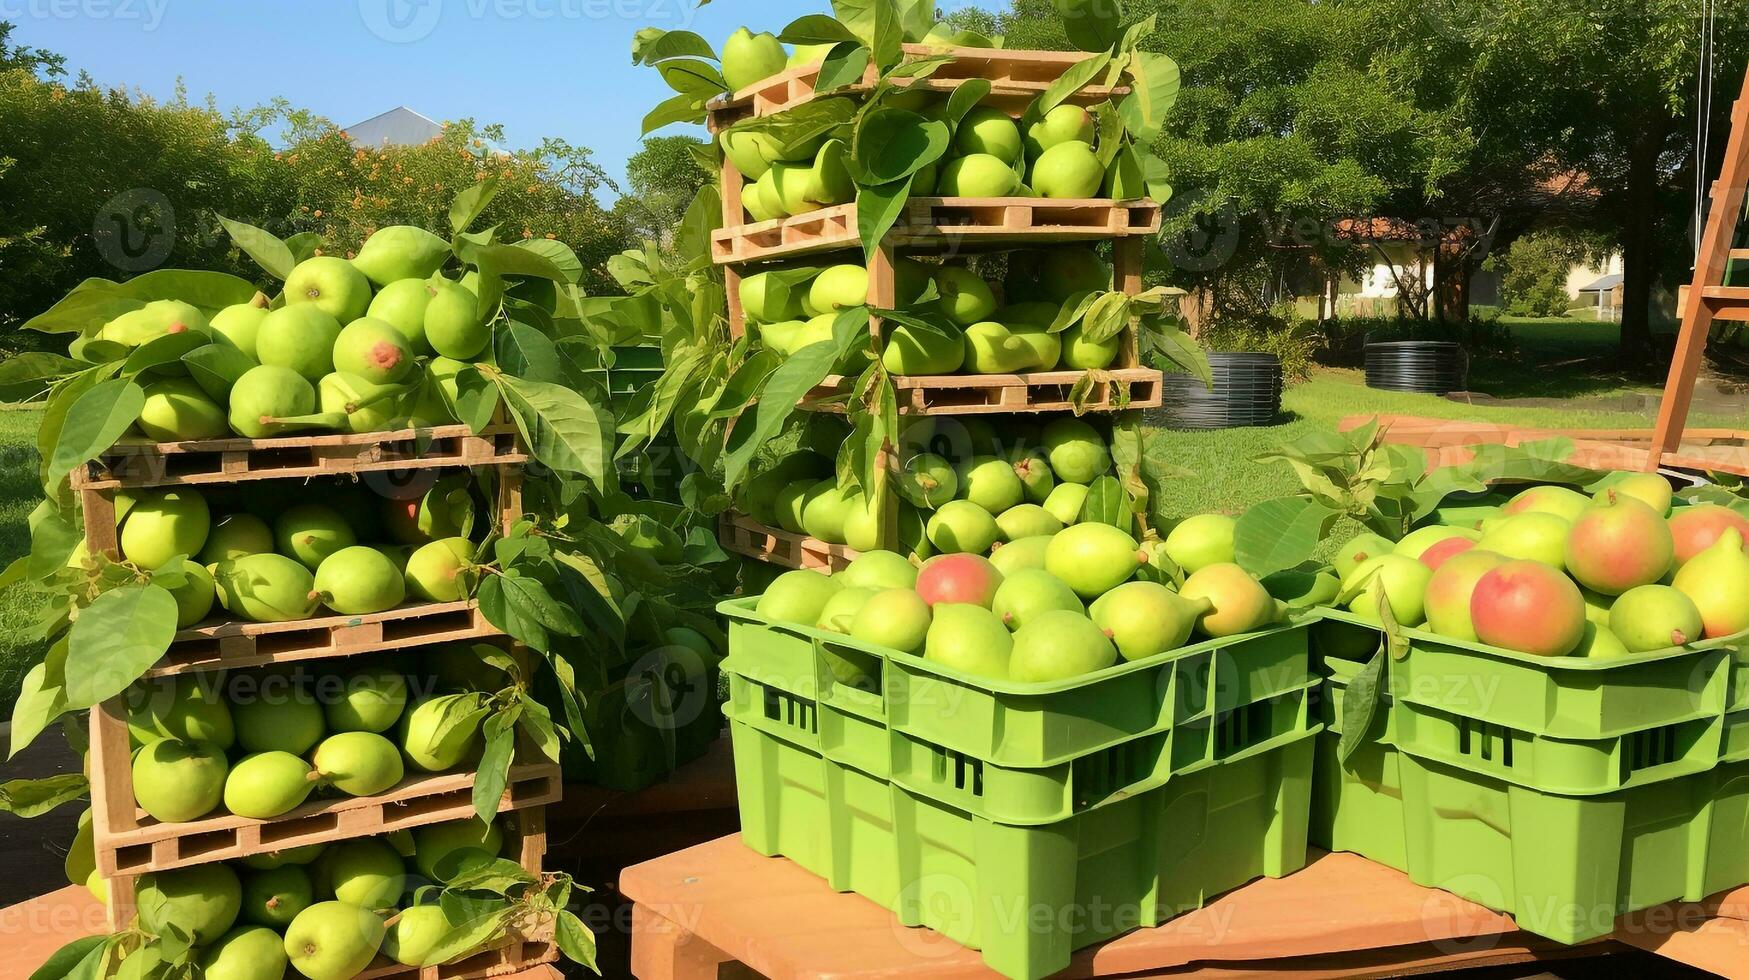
[
  {"left": 721, "top": 596, "right": 1314, "bottom": 768},
  {"left": 729, "top": 715, "right": 1316, "bottom": 980},
  {"left": 1309, "top": 654, "right": 1409, "bottom": 871},
  {"left": 725, "top": 670, "right": 1315, "bottom": 824}
]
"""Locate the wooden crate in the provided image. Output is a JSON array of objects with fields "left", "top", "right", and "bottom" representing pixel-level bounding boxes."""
[
  {"left": 718, "top": 511, "right": 858, "bottom": 573},
  {"left": 711, "top": 198, "right": 1163, "bottom": 265},
  {"left": 801, "top": 366, "right": 1162, "bottom": 416},
  {"left": 707, "top": 45, "right": 1130, "bottom": 128},
  {"left": 151, "top": 601, "right": 497, "bottom": 677},
  {"left": 72, "top": 423, "right": 525, "bottom": 491}
]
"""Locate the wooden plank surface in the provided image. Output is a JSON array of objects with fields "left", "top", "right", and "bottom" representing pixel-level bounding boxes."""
[{"left": 717, "top": 512, "right": 859, "bottom": 573}]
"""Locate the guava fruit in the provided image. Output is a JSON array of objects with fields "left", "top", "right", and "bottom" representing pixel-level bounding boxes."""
[
  {"left": 200, "top": 513, "right": 274, "bottom": 564},
  {"left": 213, "top": 553, "right": 321, "bottom": 622},
  {"left": 898, "top": 453, "right": 958, "bottom": 508},
  {"left": 413, "top": 817, "right": 505, "bottom": 880},
  {"left": 1164, "top": 514, "right": 1237, "bottom": 574},
  {"left": 1669, "top": 504, "right": 1749, "bottom": 569},
  {"left": 325, "top": 666, "right": 410, "bottom": 732},
  {"left": 933, "top": 266, "right": 999, "bottom": 325},
  {"left": 128, "top": 673, "right": 233, "bottom": 748},
  {"left": 1045, "top": 522, "right": 1142, "bottom": 598},
  {"left": 241, "top": 864, "right": 313, "bottom": 928},
  {"left": 312, "top": 730, "right": 405, "bottom": 796},
  {"left": 274, "top": 504, "right": 357, "bottom": 571},
  {"left": 924, "top": 603, "right": 1013, "bottom": 679},
  {"left": 400, "top": 693, "right": 488, "bottom": 772},
  {"left": 366, "top": 279, "right": 436, "bottom": 353},
  {"left": 722, "top": 26, "right": 786, "bottom": 92},
  {"left": 1042, "top": 417, "right": 1111, "bottom": 483},
  {"left": 915, "top": 553, "right": 1003, "bottom": 607},
  {"left": 1011, "top": 323, "right": 1063, "bottom": 369},
  {"left": 926, "top": 499, "right": 1001, "bottom": 554},
  {"left": 65, "top": 809, "right": 96, "bottom": 894},
  {"left": 325, "top": 839, "right": 406, "bottom": 910},
  {"left": 1004, "top": 452, "right": 1054, "bottom": 505},
  {"left": 383, "top": 904, "right": 452, "bottom": 966},
  {"left": 425, "top": 642, "right": 511, "bottom": 693},
  {"left": 1578, "top": 621, "right": 1630, "bottom": 658},
  {"left": 1418, "top": 535, "right": 1478, "bottom": 570},
  {"left": 223, "top": 751, "right": 317, "bottom": 819},
  {"left": 352, "top": 225, "right": 450, "bottom": 286},
  {"left": 283, "top": 901, "right": 386, "bottom": 980},
  {"left": 424, "top": 279, "right": 487, "bottom": 359},
  {"left": 796, "top": 480, "right": 853, "bottom": 544},
  {"left": 133, "top": 738, "right": 228, "bottom": 822},
  {"left": 138, "top": 378, "right": 229, "bottom": 442},
  {"left": 101, "top": 300, "right": 208, "bottom": 347},
  {"left": 991, "top": 568, "right": 1083, "bottom": 629},
  {"left": 233, "top": 690, "right": 325, "bottom": 756},
  {"left": 284, "top": 256, "right": 371, "bottom": 325},
  {"left": 955, "top": 106, "right": 1024, "bottom": 163},
  {"left": 1179, "top": 563, "right": 1282, "bottom": 637},
  {"left": 774, "top": 481, "right": 818, "bottom": 534},
  {"left": 1342, "top": 554, "right": 1433, "bottom": 627},
  {"left": 1058, "top": 324, "right": 1120, "bottom": 369},
  {"left": 1010, "top": 609, "right": 1117, "bottom": 682},
  {"left": 1672, "top": 528, "right": 1749, "bottom": 639},
  {"left": 957, "top": 456, "right": 1025, "bottom": 514},
  {"left": 1333, "top": 531, "right": 1396, "bottom": 579},
  {"left": 1025, "top": 104, "right": 1096, "bottom": 158},
  {"left": 313, "top": 546, "right": 406, "bottom": 615},
  {"left": 1594, "top": 471, "right": 1674, "bottom": 516},
  {"left": 238, "top": 844, "right": 326, "bottom": 870},
  {"left": 839, "top": 550, "right": 918, "bottom": 590},
  {"left": 1564, "top": 491, "right": 1675, "bottom": 594},
  {"left": 1422, "top": 549, "right": 1509, "bottom": 642},
  {"left": 882, "top": 320, "right": 965, "bottom": 374},
  {"left": 938, "top": 153, "right": 1020, "bottom": 197},
  {"left": 989, "top": 535, "right": 1052, "bottom": 577},
  {"left": 1502, "top": 485, "right": 1591, "bottom": 523},
  {"left": 1042, "top": 483, "right": 1089, "bottom": 525},
  {"left": 121, "top": 488, "right": 211, "bottom": 571},
  {"left": 1041, "top": 247, "right": 1111, "bottom": 302},
  {"left": 1610, "top": 584, "right": 1705, "bottom": 652},
  {"left": 227, "top": 365, "right": 319, "bottom": 439},
  {"left": 996, "top": 503, "right": 1063, "bottom": 542},
  {"left": 810, "top": 264, "right": 868, "bottom": 312},
  {"left": 317, "top": 371, "right": 406, "bottom": 434},
  {"left": 1477, "top": 512, "right": 1572, "bottom": 570},
  {"left": 1031, "top": 141, "right": 1105, "bottom": 198},
  {"left": 138, "top": 862, "right": 241, "bottom": 945},
  {"left": 756, "top": 569, "right": 841, "bottom": 624},
  {"left": 848, "top": 588, "right": 932, "bottom": 653},
  {"left": 384, "top": 473, "right": 475, "bottom": 545},
  {"left": 743, "top": 169, "right": 782, "bottom": 221},
  {"left": 162, "top": 558, "right": 215, "bottom": 627},
  {"left": 209, "top": 303, "right": 269, "bottom": 359},
  {"left": 403, "top": 537, "right": 476, "bottom": 603},
  {"left": 202, "top": 926, "right": 290, "bottom": 980},
  {"left": 329, "top": 317, "right": 415, "bottom": 386},
  {"left": 258, "top": 304, "right": 345, "bottom": 381},
  {"left": 962, "top": 320, "right": 1039, "bottom": 374},
  {"left": 1394, "top": 525, "right": 1481, "bottom": 562},
  {"left": 1471, "top": 560, "right": 1587, "bottom": 656},
  {"left": 815, "top": 586, "right": 877, "bottom": 633},
  {"left": 740, "top": 270, "right": 807, "bottom": 324},
  {"left": 1093, "top": 581, "right": 1212, "bottom": 661}
]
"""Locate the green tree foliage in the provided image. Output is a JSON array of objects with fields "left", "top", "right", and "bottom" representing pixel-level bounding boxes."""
[
  {"left": 1490, "top": 229, "right": 1610, "bottom": 318},
  {"left": 0, "top": 21, "right": 63, "bottom": 75},
  {"left": 615, "top": 135, "right": 712, "bottom": 245}
]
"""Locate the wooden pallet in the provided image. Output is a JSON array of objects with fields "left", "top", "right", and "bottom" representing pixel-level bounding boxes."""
[
  {"left": 707, "top": 45, "right": 1130, "bottom": 129},
  {"left": 1345, "top": 414, "right": 1749, "bottom": 478},
  {"left": 150, "top": 601, "right": 496, "bottom": 677},
  {"left": 360, "top": 938, "right": 558, "bottom": 980},
  {"left": 803, "top": 366, "right": 1163, "bottom": 416},
  {"left": 72, "top": 423, "right": 525, "bottom": 491},
  {"left": 712, "top": 197, "right": 1162, "bottom": 265},
  {"left": 718, "top": 511, "right": 858, "bottom": 573}
]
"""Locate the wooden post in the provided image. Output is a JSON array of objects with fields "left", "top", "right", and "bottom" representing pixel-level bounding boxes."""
[
  {"left": 1649, "top": 67, "right": 1749, "bottom": 468},
  {"left": 1113, "top": 236, "right": 1145, "bottom": 369}
]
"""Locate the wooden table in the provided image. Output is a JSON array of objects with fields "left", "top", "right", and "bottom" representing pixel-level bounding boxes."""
[{"left": 622, "top": 835, "right": 1749, "bottom": 979}]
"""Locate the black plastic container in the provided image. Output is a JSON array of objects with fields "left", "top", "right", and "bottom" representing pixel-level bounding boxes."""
[
  {"left": 1364, "top": 340, "right": 1468, "bottom": 394},
  {"left": 1148, "top": 352, "right": 1284, "bottom": 430}
]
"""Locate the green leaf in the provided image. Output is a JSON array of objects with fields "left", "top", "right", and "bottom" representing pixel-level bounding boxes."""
[
  {"left": 1149, "top": 320, "right": 1211, "bottom": 385},
  {"left": 450, "top": 179, "right": 502, "bottom": 236},
  {"left": 852, "top": 108, "right": 949, "bottom": 183},
  {"left": 63, "top": 584, "right": 180, "bottom": 709},
  {"left": 0, "top": 352, "right": 83, "bottom": 394},
  {"left": 815, "top": 42, "right": 871, "bottom": 94},
  {"left": 1079, "top": 292, "right": 1132, "bottom": 343},
  {"left": 657, "top": 59, "right": 727, "bottom": 96},
  {"left": 30, "top": 937, "right": 108, "bottom": 980},
  {"left": 183, "top": 344, "right": 257, "bottom": 403},
  {"left": 46, "top": 379, "right": 144, "bottom": 488},
  {"left": 1040, "top": 52, "right": 1112, "bottom": 114},
  {"left": 871, "top": 0, "right": 904, "bottom": 70},
  {"left": 27, "top": 505, "right": 81, "bottom": 579},
  {"left": 1055, "top": 0, "right": 1126, "bottom": 52},
  {"left": 511, "top": 239, "right": 583, "bottom": 284},
  {"left": 285, "top": 233, "right": 324, "bottom": 263},
  {"left": 722, "top": 341, "right": 846, "bottom": 491},
  {"left": 498, "top": 376, "right": 612, "bottom": 484},
  {"left": 1117, "top": 51, "right": 1181, "bottom": 143},
  {"left": 556, "top": 910, "right": 599, "bottom": 973},
  {"left": 470, "top": 711, "right": 518, "bottom": 825},
  {"left": 942, "top": 78, "right": 993, "bottom": 130},
  {"left": 121, "top": 330, "right": 209, "bottom": 378},
  {"left": 22, "top": 285, "right": 136, "bottom": 337},
  {"left": 11, "top": 640, "right": 69, "bottom": 757},
  {"left": 495, "top": 321, "right": 561, "bottom": 385},
  {"left": 0, "top": 773, "right": 88, "bottom": 818},
  {"left": 1337, "top": 649, "right": 1386, "bottom": 766},
  {"left": 643, "top": 91, "right": 709, "bottom": 134},
  {"left": 780, "top": 14, "right": 862, "bottom": 46},
  {"left": 856, "top": 175, "right": 914, "bottom": 265},
  {"left": 218, "top": 216, "right": 295, "bottom": 281},
  {"left": 115, "top": 269, "right": 259, "bottom": 310},
  {"left": 1235, "top": 497, "right": 1341, "bottom": 578},
  {"left": 632, "top": 28, "right": 717, "bottom": 65},
  {"left": 421, "top": 909, "right": 513, "bottom": 969}
]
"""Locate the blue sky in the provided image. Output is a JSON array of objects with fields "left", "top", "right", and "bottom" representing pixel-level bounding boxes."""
[{"left": 9, "top": 0, "right": 952, "bottom": 199}]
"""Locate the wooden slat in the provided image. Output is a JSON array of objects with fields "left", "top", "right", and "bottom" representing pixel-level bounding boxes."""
[
  {"left": 801, "top": 367, "right": 1163, "bottom": 416},
  {"left": 150, "top": 602, "right": 497, "bottom": 676},
  {"left": 718, "top": 512, "right": 858, "bottom": 573}
]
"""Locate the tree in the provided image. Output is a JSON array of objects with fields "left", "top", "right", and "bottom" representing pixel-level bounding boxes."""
[
  {"left": 616, "top": 135, "right": 710, "bottom": 246},
  {"left": 0, "top": 21, "right": 63, "bottom": 76}
]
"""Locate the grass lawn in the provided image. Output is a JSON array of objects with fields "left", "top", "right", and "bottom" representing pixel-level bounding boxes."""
[{"left": 0, "top": 409, "right": 46, "bottom": 721}]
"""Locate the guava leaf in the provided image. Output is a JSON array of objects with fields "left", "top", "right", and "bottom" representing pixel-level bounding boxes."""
[
  {"left": 1337, "top": 648, "right": 1387, "bottom": 766},
  {"left": 0, "top": 773, "right": 87, "bottom": 818},
  {"left": 10, "top": 638, "right": 69, "bottom": 758},
  {"left": 470, "top": 709, "right": 518, "bottom": 825},
  {"left": 511, "top": 239, "right": 582, "bottom": 284},
  {"left": 780, "top": 14, "right": 861, "bottom": 45},
  {"left": 1055, "top": 0, "right": 1126, "bottom": 52},
  {"left": 183, "top": 344, "right": 256, "bottom": 403},
  {"left": 285, "top": 232, "right": 324, "bottom": 263},
  {"left": 46, "top": 378, "right": 143, "bottom": 489},
  {"left": 1118, "top": 51, "right": 1181, "bottom": 142},
  {"left": 115, "top": 269, "right": 260, "bottom": 310},
  {"left": 942, "top": 78, "right": 993, "bottom": 131},
  {"left": 870, "top": 0, "right": 904, "bottom": 69},
  {"left": 420, "top": 909, "right": 512, "bottom": 969},
  {"left": 557, "top": 910, "right": 599, "bottom": 971},
  {"left": 0, "top": 352, "right": 83, "bottom": 394},
  {"left": 498, "top": 376, "right": 612, "bottom": 484},
  {"left": 856, "top": 175, "right": 915, "bottom": 266},
  {"left": 218, "top": 216, "right": 295, "bottom": 281},
  {"left": 1040, "top": 51, "right": 1112, "bottom": 114},
  {"left": 643, "top": 91, "right": 708, "bottom": 134},
  {"left": 657, "top": 59, "right": 726, "bottom": 96},
  {"left": 721, "top": 340, "right": 847, "bottom": 491},
  {"left": 21, "top": 284, "right": 136, "bottom": 336},
  {"left": 1079, "top": 475, "right": 1129, "bottom": 528},
  {"left": 495, "top": 320, "right": 562, "bottom": 385},
  {"left": 1235, "top": 496, "right": 1341, "bottom": 578},
  {"left": 121, "top": 330, "right": 209, "bottom": 378},
  {"left": 853, "top": 108, "right": 949, "bottom": 184},
  {"left": 63, "top": 584, "right": 180, "bottom": 709},
  {"left": 449, "top": 179, "right": 502, "bottom": 236},
  {"left": 29, "top": 935, "right": 109, "bottom": 980},
  {"left": 632, "top": 28, "right": 716, "bottom": 66},
  {"left": 815, "top": 42, "right": 871, "bottom": 94}
]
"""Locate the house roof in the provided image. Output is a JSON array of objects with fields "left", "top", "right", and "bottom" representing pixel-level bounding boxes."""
[
  {"left": 1579, "top": 273, "right": 1624, "bottom": 292},
  {"left": 344, "top": 106, "right": 445, "bottom": 149}
]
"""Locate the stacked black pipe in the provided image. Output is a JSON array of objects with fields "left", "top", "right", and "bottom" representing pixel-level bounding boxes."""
[
  {"left": 1364, "top": 341, "right": 1468, "bottom": 394},
  {"left": 1149, "top": 352, "right": 1283, "bottom": 430}
]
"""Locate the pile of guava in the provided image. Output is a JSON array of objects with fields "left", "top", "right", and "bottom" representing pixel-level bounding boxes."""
[
  {"left": 74, "top": 815, "right": 510, "bottom": 980},
  {"left": 1322, "top": 473, "right": 1749, "bottom": 658},
  {"left": 120, "top": 647, "right": 507, "bottom": 825},
  {"left": 742, "top": 245, "right": 1122, "bottom": 376},
  {"left": 89, "top": 474, "right": 485, "bottom": 628}
]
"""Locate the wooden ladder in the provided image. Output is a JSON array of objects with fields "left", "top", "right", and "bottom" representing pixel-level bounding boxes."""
[{"left": 1650, "top": 65, "right": 1749, "bottom": 465}]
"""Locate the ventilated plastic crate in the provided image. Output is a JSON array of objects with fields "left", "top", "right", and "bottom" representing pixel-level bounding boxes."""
[
  {"left": 720, "top": 596, "right": 1314, "bottom": 768},
  {"left": 729, "top": 713, "right": 1316, "bottom": 980},
  {"left": 1309, "top": 654, "right": 1408, "bottom": 871}
]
